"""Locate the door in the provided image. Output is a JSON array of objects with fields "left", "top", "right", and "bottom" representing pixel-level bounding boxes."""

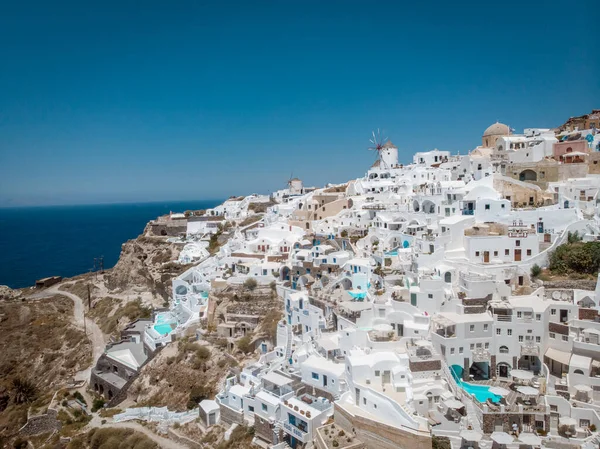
[
  {"left": 323, "top": 375, "right": 328, "bottom": 387},
  {"left": 355, "top": 388, "right": 360, "bottom": 406},
  {"left": 397, "top": 324, "right": 404, "bottom": 337},
  {"left": 560, "top": 309, "right": 568, "bottom": 323},
  {"left": 514, "top": 249, "right": 522, "bottom": 262},
  {"left": 209, "top": 412, "right": 216, "bottom": 425},
  {"left": 483, "top": 251, "right": 490, "bottom": 263},
  {"left": 382, "top": 371, "right": 391, "bottom": 384}
]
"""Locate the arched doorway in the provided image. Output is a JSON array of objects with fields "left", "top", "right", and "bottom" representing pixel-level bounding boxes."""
[
  {"left": 444, "top": 272, "right": 452, "bottom": 283},
  {"left": 519, "top": 170, "right": 537, "bottom": 182}
]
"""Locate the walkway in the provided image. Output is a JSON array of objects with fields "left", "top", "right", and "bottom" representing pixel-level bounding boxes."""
[
  {"left": 28, "top": 283, "right": 106, "bottom": 381},
  {"left": 87, "top": 415, "right": 186, "bottom": 449}
]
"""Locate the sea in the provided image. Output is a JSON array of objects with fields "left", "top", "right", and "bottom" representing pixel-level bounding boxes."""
[{"left": 0, "top": 200, "right": 222, "bottom": 289}]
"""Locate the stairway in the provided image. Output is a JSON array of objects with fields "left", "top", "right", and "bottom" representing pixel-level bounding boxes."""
[
  {"left": 284, "top": 324, "right": 293, "bottom": 360},
  {"left": 464, "top": 398, "right": 483, "bottom": 433}
]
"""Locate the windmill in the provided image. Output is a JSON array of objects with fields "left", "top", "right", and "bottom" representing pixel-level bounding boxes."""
[
  {"left": 369, "top": 129, "right": 388, "bottom": 168},
  {"left": 286, "top": 172, "right": 294, "bottom": 189}
]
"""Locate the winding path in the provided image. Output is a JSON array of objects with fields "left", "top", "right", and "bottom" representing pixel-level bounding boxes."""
[
  {"left": 28, "top": 284, "right": 106, "bottom": 381},
  {"left": 86, "top": 417, "right": 185, "bottom": 449}
]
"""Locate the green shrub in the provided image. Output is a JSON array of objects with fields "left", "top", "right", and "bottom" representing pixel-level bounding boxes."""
[
  {"left": 530, "top": 264, "right": 542, "bottom": 278},
  {"left": 91, "top": 398, "right": 105, "bottom": 412},
  {"left": 237, "top": 335, "right": 254, "bottom": 354},
  {"left": 549, "top": 241, "right": 600, "bottom": 274},
  {"left": 243, "top": 278, "right": 258, "bottom": 291}
]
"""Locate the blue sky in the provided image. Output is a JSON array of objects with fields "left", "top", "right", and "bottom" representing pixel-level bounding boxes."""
[{"left": 0, "top": 1, "right": 597, "bottom": 206}]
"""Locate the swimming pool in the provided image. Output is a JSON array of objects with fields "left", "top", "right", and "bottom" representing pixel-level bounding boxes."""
[
  {"left": 154, "top": 323, "right": 173, "bottom": 335},
  {"left": 385, "top": 250, "right": 398, "bottom": 256},
  {"left": 450, "top": 365, "right": 501, "bottom": 403}
]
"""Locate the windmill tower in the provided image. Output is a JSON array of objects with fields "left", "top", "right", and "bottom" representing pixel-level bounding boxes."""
[
  {"left": 369, "top": 129, "right": 398, "bottom": 169},
  {"left": 287, "top": 173, "right": 303, "bottom": 195}
]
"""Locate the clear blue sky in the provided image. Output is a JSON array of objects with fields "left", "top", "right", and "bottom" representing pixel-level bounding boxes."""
[{"left": 0, "top": 1, "right": 597, "bottom": 206}]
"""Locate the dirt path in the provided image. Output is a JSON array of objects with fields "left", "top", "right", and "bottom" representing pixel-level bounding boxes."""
[
  {"left": 28, "top": 284, "right": 106, "bottom": 381},
  {"left": 87, "top": 416, "right": 186, "bottom": 449}
]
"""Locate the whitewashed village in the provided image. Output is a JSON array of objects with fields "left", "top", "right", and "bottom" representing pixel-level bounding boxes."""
[{"left": 68, "top": 110, "right": 600, "bottom": 448}]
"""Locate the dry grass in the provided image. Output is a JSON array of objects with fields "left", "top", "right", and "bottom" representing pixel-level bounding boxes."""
[
  {"left": 67, "top": 427, "right": 158, "bottom": 449},
  {"left": 0, "top": 295, "right": 91, "bottom": 440},
  {"left": 88, "top": 297, "right": 151, "bottom": 336},
  {"left": 59, "top": 280, "right": 99, "bottom": 300}
]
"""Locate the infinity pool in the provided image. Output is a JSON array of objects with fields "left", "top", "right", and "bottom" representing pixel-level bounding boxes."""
[
  {"left": 154, "top": 323, "right": 174, "bottom": 335},
  {"left": 450, "top": 365, "right": 501, "bottom": 403}
]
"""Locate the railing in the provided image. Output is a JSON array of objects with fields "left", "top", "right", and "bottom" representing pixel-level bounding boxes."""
[
  {"left": 282, "top": 422, "right": 308, "bottom": 443},
  {"left": 472, "top": 348, "right": 491, "bottom": 362}
]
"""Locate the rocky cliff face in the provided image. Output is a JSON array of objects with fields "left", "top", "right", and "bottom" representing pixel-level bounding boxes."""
[{"left": 104, "top": 224, "right": 186, "bottom": 301}]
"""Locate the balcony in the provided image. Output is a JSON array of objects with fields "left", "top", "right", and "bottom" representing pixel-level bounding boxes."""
[
  {"left": 462, "top": 209, "right": 474, "bottom": 216},
  {"left": 472, "top": 347, "right": 490, "bottom": 362},
  {"left": 283, "top": 421, "right": 308, "bottom": 443},
  {"left": 521, "top": 343, "right": 540, "bottom": 356}
]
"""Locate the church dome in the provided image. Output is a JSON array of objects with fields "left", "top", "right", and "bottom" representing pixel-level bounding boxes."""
[{"left": 483, "top": 122, "right": 510, "bottom": 137}]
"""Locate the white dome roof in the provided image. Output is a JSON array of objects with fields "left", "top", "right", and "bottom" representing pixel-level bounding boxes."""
[{"left": 483, "top": 122, "right": 510, "bottom": 137}]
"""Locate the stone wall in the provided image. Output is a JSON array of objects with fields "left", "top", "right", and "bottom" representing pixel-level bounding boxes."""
[
  {"left": 254, "top": 415, "right": 276, "bottom": 444},
  {"left": 334, "top": 403, "right": 432, "bottom": 449},
  {"left": 549, "top": 322, "right": 569, "bottom": 336},
  {"left": 149, "top": 222, "right": 187, "bottom": 237},
  {"left": 482, "top": 412, "right": 522, "bottom": 433},
  {"left": 19, "top": 409, "right": 61, "bottom": 437},
  {"left": 579, "top": 308, "right": 598, "bottom": 321},
  {"left": 219, "top": 403, "right": 244, "bottom": 425},
  {"left": 409, "top": 360, "right": 441, "bottom": 372}
]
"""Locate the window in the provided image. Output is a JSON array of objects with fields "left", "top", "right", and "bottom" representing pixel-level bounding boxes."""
[
  {"left": 248, "top": 406, "right": 254, "bottom": 412},
  {"left": 375, "top": 370, "right": 380, "bottom": 377},
  {"left": 527, "top": 249, "right": 532, "bottom": 256},
  {"left": 536, "top": 314, "right": 541, "bottom": 321},
  {"left": 312, "top": 372, "right": 319, "bottom": 380},
  {"left": 363, "top": 397, "right": 367, "bottom": 405},
  {"left": 516, "top": 240, "right": 521, "bottom": 247},
  {"left": 551, "top": 309, "right": 556, "bottom": 315},
  {"left": 262, "top": 403, "right": 268, "bottom": 411},
  {"left": 484, "top": 324, "right": 488, "bottom": 331},
  {"left": 470, "top": 343, "right": 475, "bottom": 350},
  {"left": 562, "top": 335, "right": 568, "bottom": 342},
  {"left": 501, "top": 204, "right": 505, "bottom": 209},
  {"left": 500, "top": 346, "right": 509, "bottom": 353},
  {"left": 494, "top": 251, "right": 498, "bottom": 256},
  {"left": 505, "top": 249, "right": 510, "bottom": 256},
  {"left": 485, "top": 204, "right": 490, "bottom": 210},
  {"left": 450, "top": 348, "right": 455, "bottom": 354},
  {"left": 496, "top": 328, "right": 501, "bottom": 335},
  {"left": 459, "top": 347, "right": 463, "bottom": 354},
  {"left": 518, "top": 336, "right": 524, "bottom": 342},
  {"left": 507, "top": 329, "right": 512, "bottom": 336},
  {"left": 475, "top": 251, "right": 480, "bottom": 257},
  {"left": 517, "top": 311, "right": 522, "bottom": 318},
  {"left": 470, "top": 325, "right": 475, "bottom": 332},
  {"left": 428, "top": 293, "right": 433, "bottom": 299},
  {"left": 484, "top": 342, "right": 489, "bottom": 349},
  {"left": 536, "top": 336, "right": 541, "bottom": 343},
  {"left": 549, "top": 332, "right": 556, "bottom": 339}
]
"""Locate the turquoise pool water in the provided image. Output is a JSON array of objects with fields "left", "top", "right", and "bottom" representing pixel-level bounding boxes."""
[
  {"left": 156, "top": 312, "right": 173, "bottom": 325},
  {"left": 348, "top": 291, "right": 367, "bottom": 299},
  {"left": 385, "top": 250, "right": 398, "bottom": 256},
  {"left": 450, "top": 365, "right": 501, "bottom": 403},
  {"left": 154, "top": 323, "right": 173, "bottom": 335}
]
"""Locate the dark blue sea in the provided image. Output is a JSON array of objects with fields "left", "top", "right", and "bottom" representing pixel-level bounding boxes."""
[{"left": 0, "top": 200, "right": 222, "bottom": 289}]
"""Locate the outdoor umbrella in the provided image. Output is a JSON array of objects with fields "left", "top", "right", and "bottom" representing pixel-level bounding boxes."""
[
  {"left": 489, "top": 386, "right": 510, "bottom": 396},
  {"left": 490, "top": 432, "right": 514, "bottom": 445},
  {"left": 516, "top": 385, "right": 539, "bottom": 395}
]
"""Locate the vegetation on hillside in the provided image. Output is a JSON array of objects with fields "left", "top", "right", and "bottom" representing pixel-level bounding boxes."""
[
  {"left": 549, "top": 232, "right": 600, "bottom": 276},
  {"left": 67, "top": 427, "right": 158, "bottom": 449},
  {"left": 0, "top": 295, "right": 91, "bottom": 443}
]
